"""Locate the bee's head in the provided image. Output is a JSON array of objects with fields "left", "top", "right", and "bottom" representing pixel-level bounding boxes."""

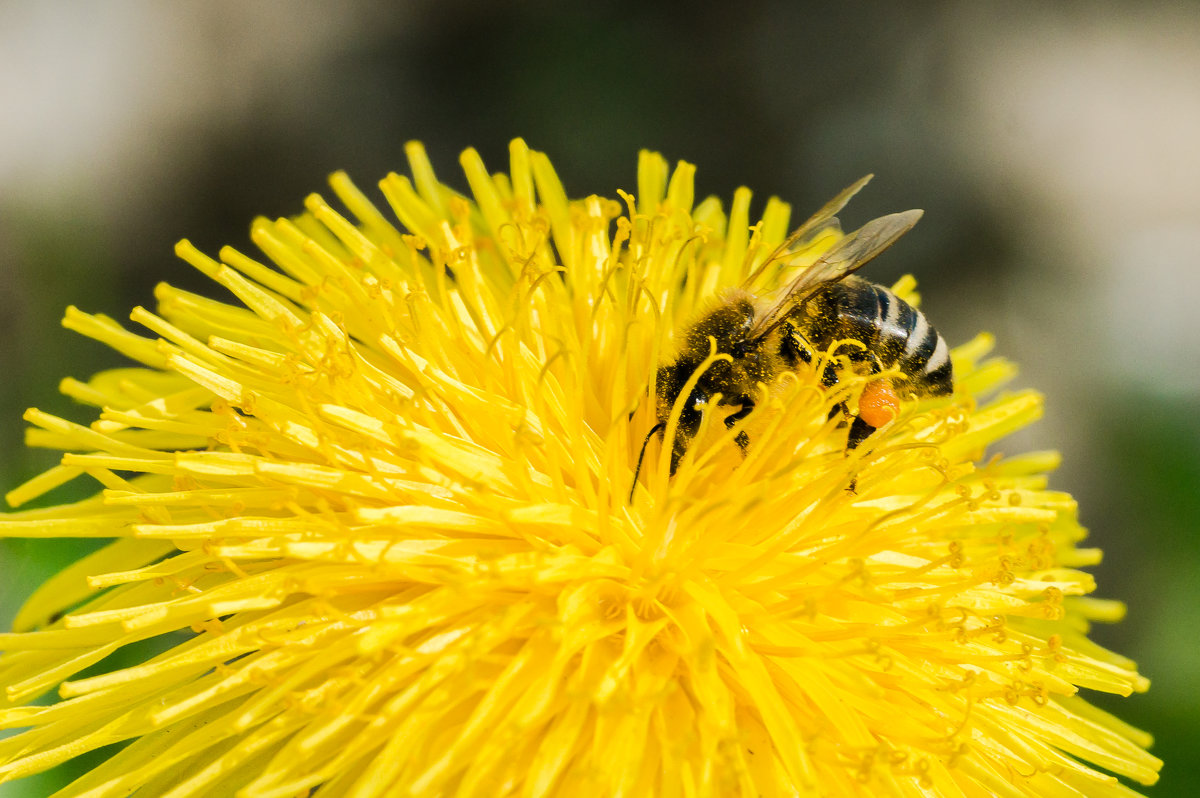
[{"left": 683, "top": 296, "right": 756, "bottom": 358}]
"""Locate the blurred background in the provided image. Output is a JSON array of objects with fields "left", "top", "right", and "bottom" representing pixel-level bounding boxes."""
[{"left": 1, "top": 1, "right": 1196, "bottom": 794}]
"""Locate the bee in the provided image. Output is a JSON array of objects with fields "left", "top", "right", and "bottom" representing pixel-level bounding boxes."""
[{"left": 641, "top": 176, "right": 953, "bottom": 485}]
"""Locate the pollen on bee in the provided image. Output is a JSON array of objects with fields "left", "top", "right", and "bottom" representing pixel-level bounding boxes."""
[{"left": 858, "top": 378, "right": 900, "bottom": 428}]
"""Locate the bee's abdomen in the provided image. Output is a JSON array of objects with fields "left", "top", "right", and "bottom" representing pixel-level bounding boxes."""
[{"left": 801, "top": 277, "right": 953, "bottom": 397}]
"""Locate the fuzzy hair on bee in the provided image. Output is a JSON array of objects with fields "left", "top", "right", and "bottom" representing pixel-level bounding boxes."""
[{"left": 634, "top": 176, "right": 953, "bottom": 496}]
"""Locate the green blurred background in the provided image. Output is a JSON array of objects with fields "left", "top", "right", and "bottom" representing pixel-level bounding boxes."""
[{"left": 1, "top": 2, "right": 1196, "bottom": 795}]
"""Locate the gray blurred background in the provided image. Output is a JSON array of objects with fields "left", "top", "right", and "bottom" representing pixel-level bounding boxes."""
[{"left": 1, "top": 2, "right": 1196, "bottom": 795}]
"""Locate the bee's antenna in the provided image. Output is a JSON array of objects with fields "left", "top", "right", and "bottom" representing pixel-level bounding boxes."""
[{"left": 629, "top": 422, "right": 665, "bottom": 503}]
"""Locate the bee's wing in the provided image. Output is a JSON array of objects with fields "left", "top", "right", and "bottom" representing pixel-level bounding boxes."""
[
  {"left": 747, "top": 208, "right": 924, "bottom": 341},
  {"left": 744, "top": 175, "right": 875, "bottom": 287}
]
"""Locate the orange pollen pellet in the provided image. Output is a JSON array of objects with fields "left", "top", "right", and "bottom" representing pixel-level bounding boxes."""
[{"left": 859, "top": 378, "right": 901, "bottom": 428}]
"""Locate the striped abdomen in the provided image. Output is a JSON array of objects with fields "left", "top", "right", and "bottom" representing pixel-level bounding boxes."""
[{"left": 792, "top": 276, "right": 953, "bottom": 397}]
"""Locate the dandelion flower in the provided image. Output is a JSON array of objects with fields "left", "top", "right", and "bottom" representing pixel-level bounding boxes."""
[{"left": 0, "top": 141, "right": 1161, "bottom": 797}]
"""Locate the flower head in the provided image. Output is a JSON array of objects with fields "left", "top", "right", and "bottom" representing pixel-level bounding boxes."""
[{"left": 0, "top": 141, "right": 1160, "bottom": 796}]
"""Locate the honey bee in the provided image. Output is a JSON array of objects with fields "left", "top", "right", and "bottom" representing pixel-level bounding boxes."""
[{"left": 642, "top": 176, "right": 953, "bottom": 484}]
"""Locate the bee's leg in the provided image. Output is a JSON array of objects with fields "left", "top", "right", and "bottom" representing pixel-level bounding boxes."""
[
  {"left": 666, "top": 401, "right": 705, "bottom": 477},
  {"left": 724, "top": 400, "right": 754, "bottom": 454},
  {"left": 826, "top": 400, "right": 877, "bottom": 447},
  {"left": 843, "top": 416, "right": 877, "bottom": 494},
  {"left": 846, "top": 416, "right": 875, "bottom": 451},
  {"left": 841, "top": 357, "right": 884, "bottom": 492},
  {"left": 629, "top": 422, "right": 665, "bottom": 502},
  {"left": 779, "top": 321, "right": 812, "bottom": 369}
]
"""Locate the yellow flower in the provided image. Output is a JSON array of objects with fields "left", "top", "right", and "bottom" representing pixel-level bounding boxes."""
[{"left": 0, "top": 140, "right": 1160, "bottom": 797}]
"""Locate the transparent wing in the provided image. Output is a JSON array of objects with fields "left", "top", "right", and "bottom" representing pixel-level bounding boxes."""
[
  {"left": 743, "top": 174, "right": 875, "bottom": 288},
  {"left": 746, "top": 208, "right": 924, "bottom": 341}
]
